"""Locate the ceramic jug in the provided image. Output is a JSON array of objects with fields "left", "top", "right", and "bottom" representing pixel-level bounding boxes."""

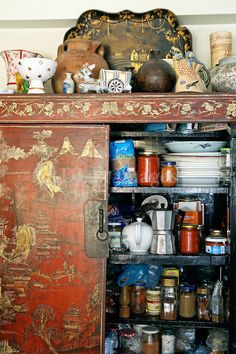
[
  {"left": 0, "top": 49, "right": 42, "bottom": 92},
  {"left": 122, "top": 217, "right": 153, "bottom": 253},
  {"left": 211, "top": 56, "right": 236, "bottom": 92},
  {"left": 52, "top": 37, "right": 109, "bottom": 93},
  {"left": 136, "top": 49, "right": 176, "bottom": 92}
]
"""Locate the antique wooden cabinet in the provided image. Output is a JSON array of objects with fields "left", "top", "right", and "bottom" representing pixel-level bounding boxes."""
[{"left": 0, "top": 92, "right": 236, "bottom": 353}]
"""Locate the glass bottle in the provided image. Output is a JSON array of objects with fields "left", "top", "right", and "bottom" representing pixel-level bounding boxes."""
[
  {"left": 141, "top": 326, "right": 160, "bottom": 354},
  {"left": 119, "top": 285, "right": 130, "bottom": 318},
  {"left": 161, "top": 329, "right": 176, "bottom": 354},
  {"left": 130, "top": 283, "right": 146, "bottom": 314},
  {"left": 196, "top": 285, "right": 211, "bottom": 321},
  {"left": 63, "top": 72, "right": 75, "bottom": 93},
  {"left": 160, "top": 276, "right": 178, "bottom": 320}
]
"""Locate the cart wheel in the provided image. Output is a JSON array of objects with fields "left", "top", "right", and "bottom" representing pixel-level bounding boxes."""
[{"left": 108, "top": 79, "right": 124, "bottom": 93}]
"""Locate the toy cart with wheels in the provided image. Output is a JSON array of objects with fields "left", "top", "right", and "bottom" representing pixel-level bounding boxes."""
[{"left": 99, "top": 69, "right": 132, "bottom": 93}]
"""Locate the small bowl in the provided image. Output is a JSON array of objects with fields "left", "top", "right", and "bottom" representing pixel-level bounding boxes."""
[{"left": 16, "top": 57, "right": 57, "bottom": 93}]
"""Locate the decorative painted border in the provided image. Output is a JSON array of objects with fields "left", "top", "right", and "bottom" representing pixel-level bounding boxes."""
[{"left": 0, "top": 93, "right": 236, "bottom": 122}]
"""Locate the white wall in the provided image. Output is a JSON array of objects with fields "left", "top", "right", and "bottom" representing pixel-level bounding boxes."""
[{"left": 1, "top": 0, "right": 236, "bottom": 91}]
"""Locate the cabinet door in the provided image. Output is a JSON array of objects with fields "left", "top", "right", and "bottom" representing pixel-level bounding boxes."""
[{"left": 0, "top": 125, "right": 109, "bottom": 353}]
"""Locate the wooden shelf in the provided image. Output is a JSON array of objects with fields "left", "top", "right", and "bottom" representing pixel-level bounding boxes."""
[
  {"left": 110, "top": 186, "right": 228, "bottom": 194},
  {"left": 109, "top": 252, "right": 229, "bottom": 266}
]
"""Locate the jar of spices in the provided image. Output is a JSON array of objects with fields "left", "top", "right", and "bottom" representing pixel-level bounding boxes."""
[
  {"left": 141, "top": 326, "right": 160, "bottom": 354},
  {"left": 161, "top": 329, "right": 176, "bottom": 354},
  {"left": 146, "top": 287, "right": 161, "bottom": 316},
  {"left": 160, "top": 276, "right": 178, "bottom": 321},
  {"left": 180, "top": 224, "right": 200, "bottom": 255},
  {"left": 196, "top": 285, "right": 211, "bottom": 321},
  {"left": 130, "top": 283, "right": 146, "bottom": 314},
  {"left": 137, "top": 151, "right": 160, "bottom": 186},
  {"left": 179, "top": 284, "right": 196, "bottom": 318},
  {"left": 160, "top": 161, "right": 177, "bottom": 187}
]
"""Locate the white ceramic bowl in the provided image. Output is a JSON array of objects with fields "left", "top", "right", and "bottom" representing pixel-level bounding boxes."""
[
  {"left": 16, "top": 57, "right": 57, "bottom": 93},
  {"left": 164, "top": 141, "right": 227, "bottom": 153}
]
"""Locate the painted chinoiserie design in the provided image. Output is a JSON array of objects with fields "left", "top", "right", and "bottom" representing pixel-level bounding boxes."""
[{"left": 0, "top": 125, "right": 109, "bottom": 353}]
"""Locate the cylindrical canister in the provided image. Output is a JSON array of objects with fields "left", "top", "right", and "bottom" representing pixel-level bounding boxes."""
[{"left": 210, "top": 31, "right": 232, "bottom": 68}]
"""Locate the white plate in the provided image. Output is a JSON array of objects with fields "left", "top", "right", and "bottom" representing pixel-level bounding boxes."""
[
  {"left": 164, "top": 141, "right": 227, "bottom": 153},
  {"left": 161, "top": 152, "right": 223, "bottom": 164},
  {"left": 141, "top": 195, "right": 168, "bottom": 208},
  {"left": 177, "top": 176, "right": 220, "bottom": 186}
]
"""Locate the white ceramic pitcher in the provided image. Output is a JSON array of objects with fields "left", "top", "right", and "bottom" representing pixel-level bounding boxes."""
[{"left": 122, "top": 217, "right": 153, "bottom": 253}]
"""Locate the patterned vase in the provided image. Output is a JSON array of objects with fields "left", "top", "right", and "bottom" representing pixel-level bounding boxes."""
[
  {"left": 0, "top": 49, "right": 42, "bottom": 92},
  {"left": 211, "top": 56, "right": 236, "bottom": 92}
]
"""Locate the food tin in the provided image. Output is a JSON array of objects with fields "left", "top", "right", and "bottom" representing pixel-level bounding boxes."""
[{"left": 205, "top": 236, "right": 228, "bottom": 255}]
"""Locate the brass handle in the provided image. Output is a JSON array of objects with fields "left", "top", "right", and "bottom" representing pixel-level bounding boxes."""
[{"left": 96, "top": 208, "right": 109, "bottom": 241}]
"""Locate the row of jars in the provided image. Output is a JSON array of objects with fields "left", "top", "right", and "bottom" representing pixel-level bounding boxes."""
[
  {"left": 137, "top": 152, "right": 177, "bottom": 187},
  {"left": 119, "top": 276, "right": 224, "bottom": 323},
  {"left": 106, "top": 325, "right": 176, "bottom": 354}
]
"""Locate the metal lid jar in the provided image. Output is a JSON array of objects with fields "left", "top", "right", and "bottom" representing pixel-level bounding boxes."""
[
  {"left": 179, "top": 284, "right": 196, "bottom": 318},
  {"left": 137, "top": 151, "right": 160, "bottom": 187},
  {"left": 160, "top": 276, "right": 178, "bottom": 321},
  {"left": 160, "top": 161, "right": 177, "bottom": 187},
  {"left": 141, "top": 326, "right": 160, "bottom": 354},
  {"left": 180, "top": 224, "right": 200, "bottom": 255},
  {"left": 130, "top": 283, "right": 146, "bottom": 314},
  {"left": 196, "top": 285, "right": 211, "bottom": 321}
]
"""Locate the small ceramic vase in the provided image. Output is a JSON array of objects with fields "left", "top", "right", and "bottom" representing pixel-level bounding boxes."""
[
  {"left": 211, "top": 56, "right": 236, "bottom": 92},
  {"left": 63, "top": 72, "right": 75, "bottom": 93}
]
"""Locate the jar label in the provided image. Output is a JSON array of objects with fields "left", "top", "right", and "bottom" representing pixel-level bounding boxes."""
[{"left": 206, "top": 244, "right": 227, "bottom": 255}]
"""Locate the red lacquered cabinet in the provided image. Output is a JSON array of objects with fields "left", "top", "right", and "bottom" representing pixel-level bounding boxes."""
[{"left": 0, "top": 123, "right": 109, "bottom": 353}]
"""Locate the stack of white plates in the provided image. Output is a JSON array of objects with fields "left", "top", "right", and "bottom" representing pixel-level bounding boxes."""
[{"left": 161, "top": 152, "right": 223, "bottom": 187}]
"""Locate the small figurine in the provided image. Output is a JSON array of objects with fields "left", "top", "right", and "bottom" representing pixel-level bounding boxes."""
[{"left": 171, "top": 47, "right": 206, "bottom": 93}]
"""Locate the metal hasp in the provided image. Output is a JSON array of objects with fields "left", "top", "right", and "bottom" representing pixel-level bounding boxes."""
[{"left": 85, "top": 200, "right": 109, "bottom": 258}]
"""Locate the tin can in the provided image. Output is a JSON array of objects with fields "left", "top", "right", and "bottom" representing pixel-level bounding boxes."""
[{"left": 146, "top": 287, "right": 161, "bottom": 316}]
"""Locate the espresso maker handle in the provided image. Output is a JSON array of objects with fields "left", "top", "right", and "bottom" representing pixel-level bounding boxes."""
[{"left": 175, "top": 209, "right": 185, "bottom": 230}]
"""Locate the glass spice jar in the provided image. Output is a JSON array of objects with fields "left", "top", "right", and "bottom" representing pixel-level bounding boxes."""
[
  {"left": 196, "top": 285, "right": 211, "bottom": 321},
  {"left": 160, "top": 161, "right": 177, "bottom": 187},
  {"left": 130, "top": 283, "right": 146, "bottom": 314},
  {"left": 180, "top": 224, "right": 200, "bottom": 255},
  {"left": 160, "top": 276, "right": 178, "bottom": 321},
  {"left": 161, "top": 329, "right": 176, "bottom": 354},
  {"left": 141, "top": 326, "right": 160, "bottom": 354},
  {"left": 146, "top": 287, "right": 161, "bottom": 316},
  {"left": 179, "top": 284, "right": 196, "bottom": 318},
  {"left": 118, "top": 328, "right": 137, "bottom": 350},
  {"left": 137, "top": 151, "right": 160, "bottom": 186}
]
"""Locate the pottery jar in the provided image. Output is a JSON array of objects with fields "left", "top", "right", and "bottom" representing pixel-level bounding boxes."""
[
  {"left": 136, "top": 49, "right": 176, "bottom": 92},
  {"left": 211, "top": 56, "right": 236, "bottom": 92},
  {"left": 52, "top": 37, "right": 109, "bottom": 93}
]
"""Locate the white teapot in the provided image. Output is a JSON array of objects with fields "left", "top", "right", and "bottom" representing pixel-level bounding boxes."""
[{"left": 122, "top": 217, "right": 153, "bottom": 253}]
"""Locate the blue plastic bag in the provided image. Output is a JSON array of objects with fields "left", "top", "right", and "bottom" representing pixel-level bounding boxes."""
[{"left": 117, "top": 264, "right": 163, "bottom": 288}]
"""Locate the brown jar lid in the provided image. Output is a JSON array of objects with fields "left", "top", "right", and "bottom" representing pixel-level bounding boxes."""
[
  {"left": 197, "top": 286, "right": 210, "bottom": 295},
  {"left": 181, "top": 224, "right": 198, "bottom": 229},
  {"left": 162, "top": 276, "right": 177, "bottom": 287},
  {"left": 210, "top": 229, "right": 224, "bottom": 237},
  {"left": 138, "top": 151, "right": 157, "bottom": 156}
]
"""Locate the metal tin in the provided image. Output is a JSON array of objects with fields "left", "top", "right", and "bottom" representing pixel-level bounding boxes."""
[{"left": 205, "top": 236, "right": 228, "bottom": 255}]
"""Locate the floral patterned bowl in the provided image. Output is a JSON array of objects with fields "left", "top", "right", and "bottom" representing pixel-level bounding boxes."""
[{"left": 211, "top": 56, "right": 236, "bottom": 92}]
